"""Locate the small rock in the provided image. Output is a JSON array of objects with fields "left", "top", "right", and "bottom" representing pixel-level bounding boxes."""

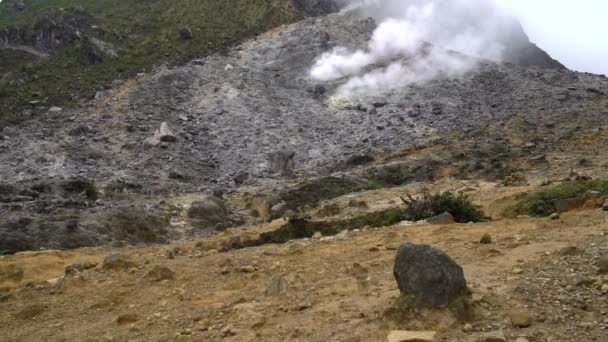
[
  {"left": 102, "top": 254, "right": 137, "bottom": 270},
  {"left": 46, "top": 277, "right": 64, "bottom": 288},
  {"left": 558, "top": 246, "right": 579, "bottom": 256},
  {"left": 335, "top": 230, "right": 348, "bottom": 240},
  {"left": 271, "top": 202, "right": 287, "bottom": 215},
  {"left": 573, "top": 275, "right": 594, "bottom": 286},
  {"left": 146, "top": 266, "right": 175, "bottom": 281},
  {"left": 158, "top": 122, "right": 177, "bottom": 142},
  {"left": 462, "top": 323, "right": 473, "bottom": 332},
  {"left": 596, "top": 255, "right": 608, "bottom": 274},
  {"left": 387, "top": 330, "right": 436, "bottom": 342},
  {"left": 144, "top": 137, "right": 161, "bottom": 147},
  {"left": 48, "top": 106, "right": 63, "bottom": 114},
  {"left": 425, "top": 212, "right": 455, "bottom": 225},
  {"left": 312, "top": 231, "right": 322, "bottom": 240},
  {"left": 240, "top": 266, "right": 255, "bottom": 273},
  {"left": 549, "top": 213, "right": 560, "bottom": 220},
  {"left": 480, "top": 233, "right": 492, "bottom": 244},
  {"left": 483, "top": 330, "right": 506, "bottom": 342},
  {"left": 602, "top": 199, "right": 608, "bottom": 211},
  {"left": 265, "top": 274, "right": 288, "bottom": 296},
  {"left": 514, "top": 338, "right": 530, "bottom": 342},
  {"left": 509, "top": 308, "right": 533, "bottom": 328},
  {"left": 117, "top": 313, "right": 142, "bottom": 325},
  {"left": 15, "top": 305, "right": 45, "bottom": 320}
]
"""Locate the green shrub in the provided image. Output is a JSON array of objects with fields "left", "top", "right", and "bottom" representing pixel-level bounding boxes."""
[
  {"left": 505, "top": 180, "right": 608, "bottom": 217},
  {"left": 400, "top": 191, "right": 488, "bottom": 223}
]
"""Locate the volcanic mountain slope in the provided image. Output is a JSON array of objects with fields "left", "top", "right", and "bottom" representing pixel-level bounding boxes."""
[{"left": 1, "top": 8, "right": 608, "bottom": 251}]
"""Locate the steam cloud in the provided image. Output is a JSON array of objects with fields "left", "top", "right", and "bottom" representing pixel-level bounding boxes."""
[{"left": 311, "top": 0, "right": 512, "bottom": 98}]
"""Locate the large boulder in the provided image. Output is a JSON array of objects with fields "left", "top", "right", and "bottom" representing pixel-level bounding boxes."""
[
  {"left": 393, "top": 243, "right": 467, "bottom": 308},
  {"left": 187, "top": 196, "right": 232, "bottom": 231}
]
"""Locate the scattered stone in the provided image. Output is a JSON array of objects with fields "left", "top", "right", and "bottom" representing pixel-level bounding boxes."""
[
  {"left": 393, "top": 243, "right": 468, "bottom": 308},
  {"left": 271, "top": 201, "right": 287, "bottom": 216},
  {"left": 480, "top": 233, "right": 492, "bottom": 244},
  {"left": 102, "top": 254, "right": 137, "bottom": 270},
  {"left": 335, "top": 229, "right": 349, "bottom": 240},
  {"left": 596, "top": 255, "right": 608, "bottom": 274},
  {"left": 387, "top": 330, "right": 436, "bottom": 342},
  {"left": 425, "top": 212, "right": 455, "bottom": 225},
  {"left": 48, "top": 106, "right": 63, "bottom": 114},
  {"left": 117, "top": 313, "right": 142, "bottom": 325},
  {"left": 144, "top": 137, "right": 161, "bottom": 147},
  {"left": 549, "top": 213, "right": 560, "bottom": 220},
  {"left": 146, "top": 266, "right": 175, "bottom": 281},
  {"left": 483, "top": 330, "right": 506, "bottom": 342},
  {"left": 265, "top": 274, "right": 288, "bottom": 296},
  {"left": 509, "top": 308, "right": 533, "bottom": 328},
  {"left": 158, "top": 122, "right": 177, "bottom": 142}
]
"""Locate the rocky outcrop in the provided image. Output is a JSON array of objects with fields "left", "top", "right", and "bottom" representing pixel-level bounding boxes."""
[{"left": 498, "top": 19, "right": 566, "bottom": 70}]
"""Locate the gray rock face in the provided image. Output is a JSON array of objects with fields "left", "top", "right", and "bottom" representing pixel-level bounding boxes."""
[
  {"left": 393, "top": 243, "right": 467, "bottom": 308},
  {"left": 268, "top": 150, "right": 295, "bottom": 176},
  {"left": 187, "top": 196, "right": 232, "bottom": 231}
]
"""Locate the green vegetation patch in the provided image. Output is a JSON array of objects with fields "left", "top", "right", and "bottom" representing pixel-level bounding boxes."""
[
  {"left": 400, "top": 191, "right": 489, "bottom": 223},
  {"left": 0, "top": 0, "right": 300, "bottom": 123},
  {"left": 505, "top": 179, "right": 608, "bottom": 217}
]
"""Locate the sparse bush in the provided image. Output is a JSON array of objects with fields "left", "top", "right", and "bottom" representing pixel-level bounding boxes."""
[
  {"left": 400, "top": 191, "right": 488, "bottom": 223},
  {"left": 505, "top": 180, "right": 608, "bottom": 217}
]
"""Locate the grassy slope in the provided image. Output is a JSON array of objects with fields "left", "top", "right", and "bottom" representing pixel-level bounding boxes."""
[{"left": 0, "top": 0, "right": 299, "bottom": 124}]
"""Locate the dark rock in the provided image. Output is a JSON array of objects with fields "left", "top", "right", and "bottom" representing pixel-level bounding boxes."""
[
  {"left": 268, "top": 149, "right": 295, "bottom": 176},
  {"left": 480, "top": 233, "right": 492, "bottom": 244},
  {"left": 102, "top": 253, "right": 137, "bottom": 270},
  {"left": 179, "top": 26, "right": 193, "bottom": 40},
  {"left": 187, "top": 196, "right": 232, "bottom": 231},
  {"left": 393, "top": 243, "right": 468, "bottom": 308},
  {"left": 558, "top": 246, "right": 579, "bottom": 256},
  {"left": 81, "top": 36, "right": 103, "bottom": 65},
  {"left": 117, "top": 313, "right": 142, "bottom": 325},
  {"left": 146, "top": 266, "right": 175, "bottom": 281}
]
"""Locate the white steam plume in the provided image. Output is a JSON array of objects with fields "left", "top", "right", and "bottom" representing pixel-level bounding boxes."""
[{"left": 311, "top": 0, "right": 511, "bottom": 98}]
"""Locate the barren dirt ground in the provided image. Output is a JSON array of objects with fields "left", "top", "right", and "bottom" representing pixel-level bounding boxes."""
[{"left": 1, "top": 180, "right": 607, "bottom": 342}]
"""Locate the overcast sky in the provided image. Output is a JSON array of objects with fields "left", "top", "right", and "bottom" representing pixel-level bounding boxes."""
[{"left": 496, "top": 0, "right": 607, "bottom": 75}]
